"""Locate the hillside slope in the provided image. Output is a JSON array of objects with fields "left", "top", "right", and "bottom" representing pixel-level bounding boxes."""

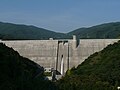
[
  {"left": 57, "top": 40, "right": 120, "bottom": 90},
  {"left": 68, "top": 22, "right": 120, "bottom": 39},
  {"left": 0, "top": 43, "right": 55, "bottom": 90},
  {"left": 0, "top": 22, "right": 70, "bottom": 40}
]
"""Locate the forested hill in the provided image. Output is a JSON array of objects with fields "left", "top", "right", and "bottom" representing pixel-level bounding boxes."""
[
  {"left": 68, "top": 22, "right": 120, "bottom": 39},
  {"left": 0, "top": 22, "right": 71, "bottom": 40},
  {"left": 0, "top": 22, "right": 120, "bottom": 40},
  {"left": 57, "top": 40, "right": 120, "bottom": 90},
  {"left": 0, "top": 43, "right": 55, "bottom": 90}
]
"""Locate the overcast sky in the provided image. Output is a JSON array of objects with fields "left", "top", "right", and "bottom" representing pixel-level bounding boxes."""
[{"left": 0, "top": 0, "right": 120, "bottom": 32}]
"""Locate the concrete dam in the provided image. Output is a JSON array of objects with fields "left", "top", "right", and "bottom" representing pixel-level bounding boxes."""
[{"left": 0, "top": 36, "right": 120, "bottom": 77}]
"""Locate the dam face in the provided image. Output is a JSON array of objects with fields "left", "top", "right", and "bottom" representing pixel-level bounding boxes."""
[{"left": 0, "top": 37, "right": 119, "bottom": 76}]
